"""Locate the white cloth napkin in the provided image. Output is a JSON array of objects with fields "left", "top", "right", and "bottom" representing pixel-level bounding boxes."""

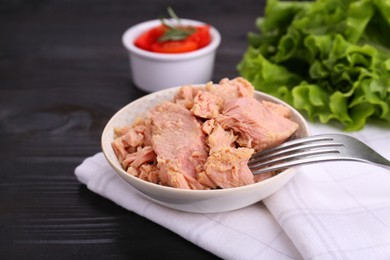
[{"left": 75, "top": 123, "right": 390, "bottom": 260}]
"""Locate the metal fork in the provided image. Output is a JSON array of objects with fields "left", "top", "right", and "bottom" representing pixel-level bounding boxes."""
[{"left": 248, "top": 134, "right": 390, "bottom": 175}]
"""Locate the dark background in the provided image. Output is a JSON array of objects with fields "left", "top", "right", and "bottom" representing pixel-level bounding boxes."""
[{"left": 0, "top": 0, "right": 265, "bottom": 259}]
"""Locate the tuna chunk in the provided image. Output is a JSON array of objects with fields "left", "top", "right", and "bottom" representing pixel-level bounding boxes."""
[
  {"left": 130, "top": 146, "right": 156, "bottom": 168},
  {"left": 218, "top": 97, "right": 298, "bottom": 151},
  {"left": 205, "top": 77, "right": 254, "bottom": 102},
  {"left": 204, "top": 123, "right": 254, "bottom": 188},
  {"left": 262, "top": 100, "right": 292, "bottom": 119},
  {"left": 138, "top": 164, "right": 160, "bottom": 184},
  {"left": 112, "top": 122, "right": 145, "bottom": 162},
  {"left": 149, "top": 102, "right": 209, "bottom": 189},
  {"left": 205, "top": 146, "right": 255, "bottom": 189},
  {"left": 121, "top": 146, "right": 156, "bottom": 170},
  {"left": 173, "top": 85, "right": 201, "bottom": 109},
  {"left": 201, "top": 119, "right": 216, "bottom": 135},
  {"left": 197, "top": 171, "right": 217, "bottom": 189},
  {"left": 207, "top": 123, "right": 236, "bottom": 151},
  {"left": 191, "top": 90, "right": 224, "bottom": 119}
]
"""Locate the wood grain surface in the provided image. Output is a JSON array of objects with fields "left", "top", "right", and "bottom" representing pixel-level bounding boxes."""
[{"left": 0, "top": 0, "right": 265, "bottom": 258}]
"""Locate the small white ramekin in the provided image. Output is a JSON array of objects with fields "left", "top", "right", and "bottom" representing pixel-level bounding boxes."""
[{"left": 122, "top": 19, "right": 221, "bottom": 92}]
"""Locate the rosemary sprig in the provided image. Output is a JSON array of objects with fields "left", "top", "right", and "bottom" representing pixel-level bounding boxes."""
[
  {"left": 158, "top": 7, "right": 195, "bottom": 42},
  {"left": 167, "top": 6, "right": 180, "bottom": 24},
  {"left": 158, "top": 28, "right": 195, "bottom": 42}
]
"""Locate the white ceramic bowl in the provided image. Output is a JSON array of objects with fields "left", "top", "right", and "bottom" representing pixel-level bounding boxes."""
[
  {"left": 122, "top": 19, "right": 221, "bottom": 92},
  {"left": 101, "top": 87, "right": 309, "bottom": 213}
]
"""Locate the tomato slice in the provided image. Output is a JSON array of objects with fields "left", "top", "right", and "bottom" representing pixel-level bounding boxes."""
[
  {"left": 150, "top": 40, "right": 198, "bottom": 53},
  {"left": 189, "top": 25, "right": 211, "bottom": 49},
  {"left": 134, "top": 25, "right": 167, "bottom": 51}
]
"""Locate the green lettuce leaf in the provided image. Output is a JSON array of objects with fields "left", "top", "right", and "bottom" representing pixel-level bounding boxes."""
[{"left": 238, "top": 0, "right": 390, "bottom": 131}]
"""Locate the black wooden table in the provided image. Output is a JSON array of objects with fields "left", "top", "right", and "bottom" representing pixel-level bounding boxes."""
[{"left": 0, "top": 1, "right": 265, "bottom": 258}]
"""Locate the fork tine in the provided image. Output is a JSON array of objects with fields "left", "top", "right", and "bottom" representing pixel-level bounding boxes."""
[
  {"left": 248, "top": 141, "right": 343, "bottom": 166},
  {"left": 250, "top": 154, "right": 353, "bottom": 175},
  {"left": 250, "top": 146, "right": 341, "bottom": 170},
  {"left": 249, "top": 135, "right": 345, "bottom": 175},
  {"left": 249, "top": 134, "right": 342, "bottom": 166},
  {"left": 252, "top": 135, "right": 335, "bottom": 158}
]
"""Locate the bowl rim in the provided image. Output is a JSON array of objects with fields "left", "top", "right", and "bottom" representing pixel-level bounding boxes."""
[
  {"left": 122, "top": 19, "right": 221, "bottom": 61},
  {"left": 101, "top": 85, "right": 310, "bottom": 195}
]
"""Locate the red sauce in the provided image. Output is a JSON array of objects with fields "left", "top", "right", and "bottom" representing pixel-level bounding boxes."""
[{"left": 134, "top": 24, "right": 211, "bottom": 54}]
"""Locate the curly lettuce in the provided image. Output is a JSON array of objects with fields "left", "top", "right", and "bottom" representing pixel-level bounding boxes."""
[{"left": 238, "top": 0, "right": 390, "bottom": 131}]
